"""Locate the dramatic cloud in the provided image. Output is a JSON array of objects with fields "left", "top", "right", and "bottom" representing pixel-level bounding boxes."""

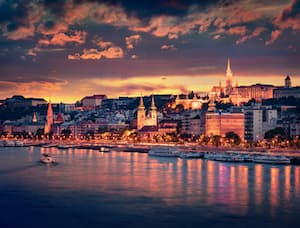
[
  {"left": 125, "top": 34, "right": 141, "bottom": 49},
  {"left": 265, "top": 30, "right": 282, "bottom": 46},
  {"left": 38, "top": 31, "right": 87, "bottom": 46},
  {"left": 0, "top": 0, "right": 300, "bottom": 101},
  {"left": 94, "top": 39, "right": 114, "bottom": 49},
  {"left": 266, "top": 0, "right": 300, "bottom": 44},
  {"left": 236, "top": 27, "right": 265, "bottom": 45},
  {"left": 227, "top": 26, "right": 247, "bottom": 36},
  {"left": 4, "top": 25, "right": 36, "bottom": 40},
  {"left": 68, "top": 46, "right": 124, "bottom": 60},
  {"left": 37, "top": 21, "right": 68, "bottom": 35}
]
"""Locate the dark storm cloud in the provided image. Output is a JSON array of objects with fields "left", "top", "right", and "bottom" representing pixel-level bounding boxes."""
[
  {"left": 61, "top": 0, "right": 221, "bottom": 17},
  {"left": 279, "top": 0, "right": 300, "bottom": 20},
  {"left": 0, "top": 1, "right": 27, "bottom": 24}
]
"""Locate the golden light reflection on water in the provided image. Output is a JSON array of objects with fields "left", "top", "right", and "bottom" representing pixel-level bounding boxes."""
[
  {"left": 7, "top": 148, "right": 300, "bottom": 216},
  {"left": 284, "top": 166, "right": 291, "bottom": 202},
  {"left": 270, "top": 167, "right": 279, "bottom": 216},
  {"left": 255, "top": 165, "right": 264, "bottom": 209}
]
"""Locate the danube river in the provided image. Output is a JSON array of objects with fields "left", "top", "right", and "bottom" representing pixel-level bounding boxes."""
[{"left": 0, "top": 147, "right": 300, "bottom": 228}]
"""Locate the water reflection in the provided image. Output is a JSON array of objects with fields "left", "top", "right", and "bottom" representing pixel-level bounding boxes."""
[{"left": 1, "top": 147, "right": 300, "bottom": 219}]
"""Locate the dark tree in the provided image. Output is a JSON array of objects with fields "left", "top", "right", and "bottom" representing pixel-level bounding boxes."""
[
  {"left": 264, "top": 127, "right": 286, "bottom": 140},
  {"left": 225, "top": 131, "right": 241, "bottom": 145}
]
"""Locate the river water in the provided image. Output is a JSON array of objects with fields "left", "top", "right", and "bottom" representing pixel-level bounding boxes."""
[{"left": 0, "top": 146, "right": 300, "bottom": 228}]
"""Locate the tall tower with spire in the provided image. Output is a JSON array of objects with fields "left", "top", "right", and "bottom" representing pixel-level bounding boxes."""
[
  {"left": 149, "top": 95, "right": 157, "bottom": 126},
  {"left": 137, "top": 96, "right": 146, "bottom": 130},
  {"left": 44, "top": 100, "right": 53, "bottom": 134},
  {"left": 225, "top": 57, "right": 233, "bottom": 95},
  {"left": 32, "top": 112, "right": 37, "bottom": 123},
  {"left": 137, "top": 95, "right": 158, "bottom": 130}
]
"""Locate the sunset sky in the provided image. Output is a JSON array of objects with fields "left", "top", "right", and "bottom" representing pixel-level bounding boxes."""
[{"left": 0, "top": 0, "right": 300, "bottom": 103}]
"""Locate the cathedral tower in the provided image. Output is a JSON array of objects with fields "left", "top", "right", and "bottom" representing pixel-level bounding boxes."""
[
  {"left": 149, "top": 95, "right": 157, "bottom": 126},
  {"left": 225, "top": 58, "right": 233, "bottom": 95},
  {"left": 137, "top": 96, "right": 146, "bottom": 130}
]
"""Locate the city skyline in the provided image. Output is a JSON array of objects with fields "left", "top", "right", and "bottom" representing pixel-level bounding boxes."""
[{"left": 1, "top": 0, "right": 300, "bottom": 102}]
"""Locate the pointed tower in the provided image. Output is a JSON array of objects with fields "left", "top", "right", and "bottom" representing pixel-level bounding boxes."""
[
  {"left": 32, "top": 112, "right": 37, "bottom": 123},
  {"left": 44, "top": 100, "right": 53, "bottom": 134},
  {"left": 225, "top": 57, "right": 233, "bottom": 95},
  {"left": 137, "top": 96, "right": 146, "bottom": 130},
  {"left": 285, "top": 75, "right": 291, "bottom": 88},
  {"left": 149, "top": 95, "right": 157, "bottom": 126}
]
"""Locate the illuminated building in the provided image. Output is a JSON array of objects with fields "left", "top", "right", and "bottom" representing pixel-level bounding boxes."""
[
  {"left": 290, "top": 119, "right": 300, "bottom": 138},
  {"left": 137, "top": 95, "right": 157, "bottom": 130},
  {"left": 211, "top": 81, "right": 224, "bottom": 98},
  {"left": 81, "top": 94, "right": 107, "bottom": 110},
  {"left": 181, "top": 110, "right": 205, "bottom": 135},
  {"left": 44, "top": 101, "right": 53, "bottom": 134},
  {"left": 54, "top": 113, "right": 64, "bottom": 124},
  {"left": 205, "top": 101, "right": 245, "bottom": 140},
  {"left": 230, "top": 84, "right": 274, "bottom": 105},
  {"left": 273, "top": 75, "right": 300, "bottom": 98},
  {"left": 173, "top": 94, "right": 208, "bottom": 110},
  {"left": 4, "top": 95, "right": 47, "bottom": 108},
  {"left": 244, "top": 104, "right": 278, "bottom": 142},
  {"left": 285, "top": 75, "right": 292, "bottom": 88}
]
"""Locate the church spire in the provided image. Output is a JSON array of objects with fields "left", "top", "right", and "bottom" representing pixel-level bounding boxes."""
[
  {"left": 225, "top": 57, "right": 233, "bottom": 95},
  {"left": 44, "top": 100, "right": 53, "bottom": 134},
  {"left": 138, "top": 95, "right": 145, "bottom": 109},
  {"left": 32, "top": 112, "right": 37, "bottom": 123},
  {"left": 226, "top": 57, "right": 232, "bottom": 77},
  {"left": 150, "top": 95, "right": 156, "bottom": 110}
]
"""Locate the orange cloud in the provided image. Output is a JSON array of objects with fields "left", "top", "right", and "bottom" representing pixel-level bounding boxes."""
[
  {"left": 37, "top": 22, "right": 68, "bottom": 35},
  {"left": 267, "top": 0, "right": 300, "bottom": 45},
  {"left": 38, "top": 31, "right": 87, "bottom": 46},
  {"left": 94, "top": 40, "right": 114, "bottom": 49},
  {"left": 68, "top": 46, "right": 124, "bottom": 60},
  {"left": 125, "top": 34, "right": 141, "bottom": 49},
  {"left": 236, "top": 27, "right": 265, "bottom": 44},
  {"left": 4, "top": 25, "right": 35, "bottom": 40},
  {"left": 265, "top": 30, "right": 282, "bottom": 45},
  {"left": 227, "top": 26, "right": 247, "bottom": 35}
]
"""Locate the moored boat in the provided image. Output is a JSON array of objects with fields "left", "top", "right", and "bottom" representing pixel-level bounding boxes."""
[
  {"left": 204, "top": 152, "right": 244, "bottom": 162},
  {"left": 57, "top": 144, "right": 76, "bottom": 149},
  {"left": 179, "top": 151, "right": 203, "bottom": 159},
  {"left": 42, "top": 143, "right": 58, "bottom": 148},
  {"left": 148, "top": 146, "right": 180, "bottom": 157},
  {"left": 99, "top": 147, "right": 110, "bottom": 152},
  {"left": 253, "top": 155, "right": 290, "bottom": 164}
]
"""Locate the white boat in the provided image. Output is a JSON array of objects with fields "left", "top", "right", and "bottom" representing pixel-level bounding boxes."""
[
  {"left": 3, "top": 140, "right": 15, "bottom": 147},
  {"left": 204, "top": 152, "right": 244, "bottom": 162},
  {"left": 253, "top": 155, "right": 290, "bottom": 164},
  {"left": 57, "top": 144, "right": 76, "bottom": 149},
  {"left": 40, "top": 154, "right": 55, "bottom": 164},
  {"left": 14, "top": 141, "right": 24, "bottom": 147},
  {"left": 100, "top": 147, "right": 110, "bottom": 152},
  {"left": 179, "top": 152, "right": 203, "bottom": 159},
  {"left": 148, "top": 146, "right": 180, "bottom": 157},
  {"left": 42, "top": 144, "right": 58, "bottom": 148}
]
